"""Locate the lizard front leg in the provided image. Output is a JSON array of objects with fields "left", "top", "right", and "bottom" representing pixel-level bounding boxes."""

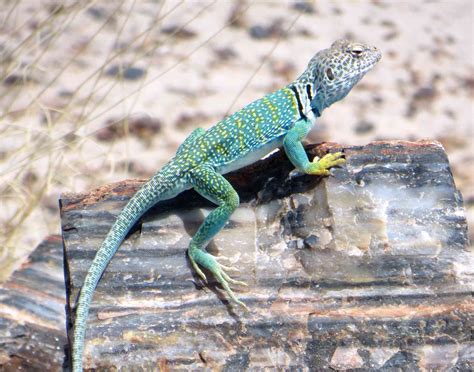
[
  {"left": 186, "top": 164, "right": 248, "bottom": 309},
  {"left": 283, "top": 118, "right": 346, "bottom": 175}
]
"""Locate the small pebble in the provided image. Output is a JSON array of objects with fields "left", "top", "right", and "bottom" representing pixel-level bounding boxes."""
[
  {"left": 249, "top": 21, "right": 286, "bottom": 40},
  {"left": 96, "top": 116, "right": 162, "bottom": 142},
  {"left": 106, "top": 65, "right": 146, "bottom": 80},
  {"left": 354, "top": 120, "right": 375, "bottom": 134},
  {"left": 87, "top": 7, "right": 107, "bottom": 20},
  {"left": 123, "top": 67, "right": 145, "bottom": 80},
  {"left": 249, "top": 25, "right": 272, "bottom": 39},
  {"left": 161, "top": 25, "right": 197, "bottom": 39},
  {"left": 293, "top": 1, "right": 315, "bottom": 14},
  {"left": 303, "top": 235, "right": 319, "bottom": 249},
  {"left": 213, "top": 47, "right": 238, "bottom": 61}
]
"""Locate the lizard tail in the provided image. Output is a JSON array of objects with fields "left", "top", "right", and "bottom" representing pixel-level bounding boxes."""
[{"left": 71, "top": 161, "right": 184, "bottom": 371}]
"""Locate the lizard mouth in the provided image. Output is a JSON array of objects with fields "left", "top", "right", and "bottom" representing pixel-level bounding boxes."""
[{"left": 357, "top": 50, "right": 382, "bottom": 75}]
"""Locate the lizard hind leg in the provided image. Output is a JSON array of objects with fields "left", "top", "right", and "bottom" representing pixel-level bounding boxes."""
[{"left": 186, "top": 164, "right": 248, "bottom": 310}]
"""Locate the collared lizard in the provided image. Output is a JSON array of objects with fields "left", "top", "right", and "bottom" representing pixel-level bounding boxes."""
[{"left": 72, "top": 39, "right": 381, "bottom": 370}]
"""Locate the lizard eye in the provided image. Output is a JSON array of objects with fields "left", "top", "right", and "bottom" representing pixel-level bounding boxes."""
[
  {"left": 326, "top": 67, "right": 335, "bottom": 81},
  {"left": 350, "top": 46, "right": 364, "bottom": 57}
]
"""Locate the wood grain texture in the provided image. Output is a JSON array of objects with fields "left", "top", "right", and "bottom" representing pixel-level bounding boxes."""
[
  {"left": 62, "top": 141, "right": 473, "bottom": 371},
  {"left": 0, "top": 235, "right": 66, "bottom": 371}
]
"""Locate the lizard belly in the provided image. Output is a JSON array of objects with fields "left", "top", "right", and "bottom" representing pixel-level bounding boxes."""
[{"left": 218, "top": 137, "right": 284, "bottom": 175}]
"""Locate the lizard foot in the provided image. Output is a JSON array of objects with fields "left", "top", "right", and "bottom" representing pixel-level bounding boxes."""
[
  {"left": 307, "top": 151, "right": 346, "bottom": 175},
  {"left": 189, "top": 249, "right": 249, "bottom": 310}
]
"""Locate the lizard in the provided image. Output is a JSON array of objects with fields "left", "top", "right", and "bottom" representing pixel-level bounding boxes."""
[{"left": 72, "top": 39, "right": 381, "bottom": 371}]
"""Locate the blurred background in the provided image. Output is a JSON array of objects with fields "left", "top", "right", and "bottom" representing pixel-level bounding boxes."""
[{"left": 1, "top": 0, "right": 472, "bottom": 281}]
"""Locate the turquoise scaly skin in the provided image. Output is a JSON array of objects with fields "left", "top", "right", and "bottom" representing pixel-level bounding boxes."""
[{"left": 72, "top": 40, "right": 381, "bottom": 370}]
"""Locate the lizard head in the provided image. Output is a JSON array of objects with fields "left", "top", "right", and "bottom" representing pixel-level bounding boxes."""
[{"left": 296, "top": 39, "right": 381, "bottom": 115}]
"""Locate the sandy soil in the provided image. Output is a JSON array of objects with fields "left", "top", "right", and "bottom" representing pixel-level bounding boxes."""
[{"left": 0, "top": 0, "right": 472, "bottom": 280}]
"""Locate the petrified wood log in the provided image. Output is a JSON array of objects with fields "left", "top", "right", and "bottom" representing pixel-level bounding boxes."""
[
  {"left": 61, "top": 141, "right": 473, "bottom": 371},
  {"left": 0, "top": 235, "right": 66, "bottom": 370}
]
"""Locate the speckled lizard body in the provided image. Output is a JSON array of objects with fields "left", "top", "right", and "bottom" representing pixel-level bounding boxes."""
[{"left": 72, "top": 39, "right": 381, "bottom": 371}]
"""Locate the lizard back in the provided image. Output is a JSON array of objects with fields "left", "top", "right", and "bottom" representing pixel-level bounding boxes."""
[{"left": 176, "top": 87, "right": 300, "bottom": 173}]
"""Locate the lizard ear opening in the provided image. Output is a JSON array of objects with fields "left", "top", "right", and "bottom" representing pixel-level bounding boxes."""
[{"left": 326, "top": 68, "right": 335, "bottom": 81}]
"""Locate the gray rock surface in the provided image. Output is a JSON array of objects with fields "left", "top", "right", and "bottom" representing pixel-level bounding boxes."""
[{"left": 61, "top": 141, "right": 473, "bottom": 370}]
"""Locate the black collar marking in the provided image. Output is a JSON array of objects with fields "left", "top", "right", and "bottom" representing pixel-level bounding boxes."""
[{"left": 289, "top": 85, "right": 306, "bottom": 119}]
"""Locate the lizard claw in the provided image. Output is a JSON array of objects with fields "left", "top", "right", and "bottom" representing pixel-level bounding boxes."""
[
  {"left": 189, "top": 250, "right": 248, "bottom": 310},
  {"left": 218, "top": 263, "right": 240, "bottom": 273},
  {"left": 190, "top": 257, "right": 208, "bottom": 284}
]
